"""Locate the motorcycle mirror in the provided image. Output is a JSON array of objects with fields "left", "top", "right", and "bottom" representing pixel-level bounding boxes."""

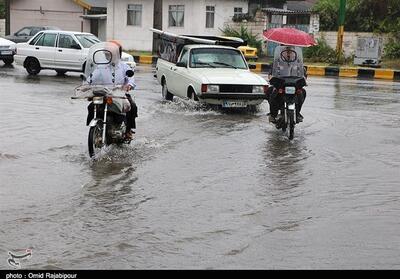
[
  {"left": 80, "top": 74, "right": 87, "bottom": 81},
  {"left": 126, "top": 70, "right": 134, "bottom": 77}
]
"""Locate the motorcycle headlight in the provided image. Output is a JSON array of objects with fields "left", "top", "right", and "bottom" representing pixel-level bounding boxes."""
[
  {"left": 93, "top": 97, "right": 104, "bottom": 104},
  {"left": 252, "top": 85, "right": 265, "bottom": 93}
]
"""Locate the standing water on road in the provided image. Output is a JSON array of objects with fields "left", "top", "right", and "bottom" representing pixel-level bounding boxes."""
[{"left": 1, "top": 64, "right": 400, "bottom": 269}]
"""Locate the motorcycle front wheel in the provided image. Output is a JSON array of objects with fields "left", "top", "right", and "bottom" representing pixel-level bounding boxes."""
[
  {"left": 288, "top": 110, "right": 295, "bottom": 140},
  {"left": 88, "top": 124, "right": 104, "bottom": 158}
]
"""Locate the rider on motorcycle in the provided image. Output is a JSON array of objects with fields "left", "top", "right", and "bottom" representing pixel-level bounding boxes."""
[
  {"left": 86, "top": 40, "right": 138, "bottom": 140},
  {"left": 266, "top": 45, "right": 307, "bottom": 123}
]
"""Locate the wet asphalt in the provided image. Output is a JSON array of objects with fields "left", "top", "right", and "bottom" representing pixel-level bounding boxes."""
[{"left": 1, "top": 62, "right": 400, "bottom": 269}]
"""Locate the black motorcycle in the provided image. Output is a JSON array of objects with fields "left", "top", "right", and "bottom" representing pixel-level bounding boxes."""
[
  {"left": 269, "top": 76, "right": 306, "bottom": 140},
  {"left": 73, "top": 85, "right": 133, "bottom": 158}
]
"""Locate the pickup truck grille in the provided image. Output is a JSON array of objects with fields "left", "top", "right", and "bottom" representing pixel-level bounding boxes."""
[{"left": 219, "top": 85, "right": 253, "bottom": 93}]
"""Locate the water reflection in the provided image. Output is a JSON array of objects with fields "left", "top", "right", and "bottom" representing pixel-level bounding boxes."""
[
  {"left": 261, "top": 134, "right": 312, "bottom": 203},
  {"left": 82, "top": 150, "right": 139, "bottom": 217}
]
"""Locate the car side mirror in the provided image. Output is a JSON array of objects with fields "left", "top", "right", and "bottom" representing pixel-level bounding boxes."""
[
  {"left": 80, "top": 74, "right": 86, "bottom": 81},
  {"left": 126, "top": 70, "right": 134, "bottom": 77},
  {"left": 176, "top": 61, "right": 187, "bottom": 68},
  {"left": 248, "top": 64, "right": 257, "bottom": 70}
]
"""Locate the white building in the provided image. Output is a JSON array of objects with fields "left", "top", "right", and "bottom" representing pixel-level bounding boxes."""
[{"left": 107, "top": 0, "right": 248, "bottom": 51}]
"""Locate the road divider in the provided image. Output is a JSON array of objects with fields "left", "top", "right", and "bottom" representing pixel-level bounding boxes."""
[
  {"left": 248, "top": 62, "right": 400, "bottom": 81},
  {"left": 133, "top": 56, "right": 400, "bottom": 81}
]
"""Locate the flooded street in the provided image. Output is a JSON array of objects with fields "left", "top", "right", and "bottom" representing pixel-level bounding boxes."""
[{"left": 1, "top": 63, "right": 400, "bottom": 269}]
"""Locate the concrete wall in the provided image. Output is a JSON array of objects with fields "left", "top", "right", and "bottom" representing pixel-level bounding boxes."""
[
  {"left": 0, "top": 19, "right": 5, "bottom": 37},
  {"left": 10, "top": 0, "right": 90, "bottom": 34},
  {"left": 162, "top": 0, "right": 248, "bottom": 36},
  {"left": 107, "top": 0, "right": 155, "bottom": 51},
  {"left": 316, "top": 31, "right": 390, "bottom": 57}
]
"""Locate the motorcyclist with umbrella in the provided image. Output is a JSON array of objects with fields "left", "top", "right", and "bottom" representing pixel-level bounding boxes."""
[{"left": 263, "top": 28, "right": 316, "bottom": 124}]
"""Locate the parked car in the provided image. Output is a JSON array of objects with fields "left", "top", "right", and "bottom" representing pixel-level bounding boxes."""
[
  {"left": 156, "top": 44, "right": 268, "bottom": 108},
  {"left": 0, "top": 37, "right": 16, "bottom": 65},
  {"left": 5, "top": 26, "right": 60, "bottom": 43},
  {"left": 238, "top": 45, "right": 258, "bottom": 61},
  {"left": 14, "top": 30, "right": 136, "bottom": 75}
]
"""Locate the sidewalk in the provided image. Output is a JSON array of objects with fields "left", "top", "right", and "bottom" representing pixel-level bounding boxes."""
[{"left": 133, "top": 55, "right": 400, "bottom": 81}]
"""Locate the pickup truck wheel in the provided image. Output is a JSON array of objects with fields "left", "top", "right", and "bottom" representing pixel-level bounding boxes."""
[
  {"left": 25, "top": 58, "right": 41, "bottom": 75},
  {"left": 189, "top": 89, "right": 199, "bottom": 101},
  {"left": 162, "top": 82, "right": 174, "bottom": 101}
]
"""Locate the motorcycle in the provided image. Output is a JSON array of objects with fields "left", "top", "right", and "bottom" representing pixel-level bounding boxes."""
[
  {"left": 269, "top": 76, "right": 306, "bottom": 140},
  {"left": 268, "top": 45, "right": 307, "bottom": 140},
  {"left": 72, "top": 42, "right": 135, "bottom": 158}
]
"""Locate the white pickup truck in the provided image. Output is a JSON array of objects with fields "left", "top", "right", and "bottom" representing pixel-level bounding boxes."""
[{"left": 154, "top": 35, "right": 268, "bottom": 108}]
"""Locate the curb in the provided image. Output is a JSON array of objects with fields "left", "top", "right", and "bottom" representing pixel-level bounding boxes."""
[
  {"left": 133, "top": 55, "right": 157, "bottom": 65},
  {"left": 250, "top": 63, "right": 400, "bottom": 81},
  {"left": 133, "top": 56, "right": 400, "bottom": 81}
]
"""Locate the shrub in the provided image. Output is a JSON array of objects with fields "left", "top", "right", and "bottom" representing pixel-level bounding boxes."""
[
  {"left": 221, "top": 25, "right": 263, "bottom": 56},
  {"left": 383, "top": 38, "right": 400, "bottom": 59},
  {"left": 232, "top": 13, "right": 253, "bottom": 23},
  {"left": 303, "top": 37, "right": 337, "bottom": 63}
]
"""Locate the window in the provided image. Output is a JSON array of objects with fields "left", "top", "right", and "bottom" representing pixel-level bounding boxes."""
[
  {"left": 29, "top": 33, "right": 43, "bottom": 45},
  {"left": 30, "top": 27, "right": 43, "bottom": 36},
  {"left": 58, "top": 34, "right": 78, "bottom": 49},
  {"left": 234, "top": 7, "right": 243, "bottom": 17},
  {"left": 206, "top": 6, "right": 215, "bottom": 28},
  {"left": 169, "top": 5, "right": 184, "bottom": 27},
  {"left": 179, "top": 48, "right": 189, "bottom": 65},
  {"left": 190, "top": 48, "right": 247, "bottom": 69},
  {"left": 16, "top": 27, "right": 31, "bottom": 36},
  {"left": 75, "top": 34, "right": 101, "bottom": 48},
  {"left": 35, "top": 33, "right": 57, "bottom": 47},
  {"left": 127, "top": 4, "right": 142, "bottom": 26}
]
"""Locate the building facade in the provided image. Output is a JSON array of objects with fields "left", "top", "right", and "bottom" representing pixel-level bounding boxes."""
[
  {"left": 107, "top": 0, "right": 155, "bottom": 51},
  {"left": 8, "top": 0, "right": 90, "bottom": 34},
  {"left": 106, "top": 0, "right": 249, "bottom": 51}
]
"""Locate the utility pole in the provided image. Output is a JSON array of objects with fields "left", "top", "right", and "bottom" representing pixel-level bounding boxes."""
[
  {"left": 152, "top": 0, "right": 163, "bottom": 54},
  {"left": 336, "top": 0, "right": 346, "bottom": 63},
  {"left": 5, "top": 0, "right": 10, "bottom": 35}
]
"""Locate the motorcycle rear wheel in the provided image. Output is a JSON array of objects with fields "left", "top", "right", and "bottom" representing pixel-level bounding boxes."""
[{"left": 88, "top": 124, "right": 104, "bottom": 158}]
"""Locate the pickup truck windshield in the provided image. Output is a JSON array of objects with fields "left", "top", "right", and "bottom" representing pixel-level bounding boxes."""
[
  {"left": 75, "top": 34, "right": 101, "bottom": 49},
  {"left": 190, "top": 48, "right": 247, "bottom": 69}
]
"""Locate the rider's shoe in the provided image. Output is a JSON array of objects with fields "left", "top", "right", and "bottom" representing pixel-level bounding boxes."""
[
  {"left": 125, "top": 130, "right": 135, "bottom": 141},
  {"left": 296, "top": 113, "right": 304, "bottom": 123}
]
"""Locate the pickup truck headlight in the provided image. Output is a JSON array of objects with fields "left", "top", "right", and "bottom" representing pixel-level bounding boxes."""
[
  {"left": 201, "top": 84, "right": 219, "bottom": 93},
  {"left": 252, "top": 85, "right": 265, "bottom": 93}
]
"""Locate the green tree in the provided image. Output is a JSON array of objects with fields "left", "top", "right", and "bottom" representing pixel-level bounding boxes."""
[
  {"left": 0, "top": 0, "right": 5, "bottom": 19},
  {"left": 313, "top": 0, "right": 399, "bottom": 33}
]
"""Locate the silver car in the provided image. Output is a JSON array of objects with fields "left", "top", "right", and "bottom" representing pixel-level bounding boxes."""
[{"left": 5, "top": 26, "right": 60, "bottom": 43}]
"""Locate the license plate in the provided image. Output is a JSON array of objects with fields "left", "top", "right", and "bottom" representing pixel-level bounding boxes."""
[
  {"left": 0, "top": 50, "right": 13, "bottom": 55},
  {"left": 286, "top": 87, "right": 295, "bottom": 94},
  {"left": 288, "top": 104, "right": 295, "bottom": 110},
  {"left": 222, "top": 100, "right": 248, "bottom": 108}
]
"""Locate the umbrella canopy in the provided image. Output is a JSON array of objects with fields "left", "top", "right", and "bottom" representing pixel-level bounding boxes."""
[{"left": 263, "top": 27, "right": 317, "bottom": 47}]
